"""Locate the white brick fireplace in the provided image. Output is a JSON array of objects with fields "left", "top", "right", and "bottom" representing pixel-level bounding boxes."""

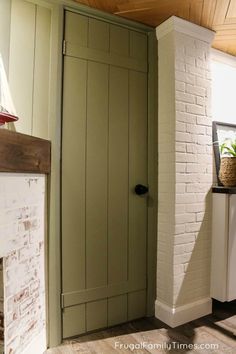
[
  {"left": 155, "top": 16, "right": 215, "bottom": 327},
  {"left": 0, "top": 174, "right": 47, "bottom": 354}
]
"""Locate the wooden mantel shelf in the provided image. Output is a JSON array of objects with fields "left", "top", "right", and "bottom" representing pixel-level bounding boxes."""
[{"left": 0, "top": 129, "right": 51, "bottom": 174}]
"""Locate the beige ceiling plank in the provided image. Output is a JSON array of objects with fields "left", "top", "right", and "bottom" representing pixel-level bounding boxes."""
[
  {"left": 75, "top": 0, "right": 118, "bottom": 13},
  {"left": 117, "top": 9, "right": 166, "bottom": 27},
  {"left": 214, "top": 34, "right": 236, "bottom": 40},
  {"left": 226, "top": 0, "right": 236, "bottom": 18},
  {"left": 213, "top": 23, "right": 236, "bottom": 30},
  {"left": 117, "top": 0, "right": 164, "bottom": 12},
  {"left": 224, "top": 17, "right": 236, "bottom": 24},
  {"left": 212, "top": 41, "right": 228, "bottom": 53},
  {"left": 115, "top": 7, "right": 154, "bottom": 15},
  {"left": 177, "top": 1, "right": 191, "bottom": 22},
  {"left": 189, "top": 0, "right": 204, "bottom": 25},
  {"left": 215, "top": 28, "right": 236, "bottom": 35},
  {"left": 213, "top": 0, "right": 231, "bottom": 25},
  {"left": 201, "top": 0, "right": 217, "bottom": 28}
]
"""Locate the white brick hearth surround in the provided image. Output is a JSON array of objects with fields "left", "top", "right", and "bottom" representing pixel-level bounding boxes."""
[
  {"left": 0, "top": 174, "right": 46, "bottom": 354},
  {"left": 155, "top": 16, "right": 215, "bottom": 327}
]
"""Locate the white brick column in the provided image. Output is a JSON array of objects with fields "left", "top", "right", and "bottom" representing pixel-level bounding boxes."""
[{"left": 155, "top": 16, "right": 215, "bottom": 327}]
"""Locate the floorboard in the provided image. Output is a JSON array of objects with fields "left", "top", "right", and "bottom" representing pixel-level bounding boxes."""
[{"left": 45, "top": 300, "right": 236, "bottom": 353}]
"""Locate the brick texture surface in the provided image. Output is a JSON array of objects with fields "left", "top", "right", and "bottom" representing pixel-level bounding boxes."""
[
  {"left": 0, "top": 174, "right": 46, "bottom": 354},
  {"left": 157, "top": 30, "right": 213, "bottom": 309},
  {"left": 174, "top": 33, "right": 212, "bottom": 306}
]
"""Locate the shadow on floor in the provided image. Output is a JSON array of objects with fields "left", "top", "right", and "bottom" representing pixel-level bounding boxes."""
[{"left": 52, "top": 300, "right": 236, "bottom": 354}]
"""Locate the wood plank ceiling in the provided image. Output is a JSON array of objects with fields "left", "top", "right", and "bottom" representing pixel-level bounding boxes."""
[{"left": 74, "top": 0, "right": 236, "bottom": 56}]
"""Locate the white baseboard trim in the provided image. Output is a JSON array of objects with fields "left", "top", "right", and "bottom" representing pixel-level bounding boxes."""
[
  {"left": 22, "top": 329, "right": 47, "bottom": 354},
  {"left": 155, "top": 297, "right": 212, "bottom": 328}
]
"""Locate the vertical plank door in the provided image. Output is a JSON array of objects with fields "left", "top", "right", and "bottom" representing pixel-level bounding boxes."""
[{"left": 61, "top": 10, "right": 148, "bottom": 338}]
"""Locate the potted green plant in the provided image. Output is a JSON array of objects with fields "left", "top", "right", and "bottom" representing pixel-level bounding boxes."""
[{"left": 219, "top": 138, "right": 236, "bottom": 187}]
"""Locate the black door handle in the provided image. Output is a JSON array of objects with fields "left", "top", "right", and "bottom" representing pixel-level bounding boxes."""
[{"left": 135, "top": 184, "right": 149, "bottom": 195}]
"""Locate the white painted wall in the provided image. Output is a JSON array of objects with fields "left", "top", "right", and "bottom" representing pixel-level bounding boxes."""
[
  {"left": 0, "top": 0, "right": 11, "bottom": 75},
  {"left": 9, "top": 0, "right": 51, "bottom": 138},
  {"left": 211, "top": 49, "right": 236, "bottom": 125}
]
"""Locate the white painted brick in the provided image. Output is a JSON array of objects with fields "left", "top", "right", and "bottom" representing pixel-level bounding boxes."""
[
  {"left": 185, "top": 55, "right": 195, "bottom": 66},
  {"left": 186, "top": 84, "right": 205, "bottom": 97},
  {"left": 176, "top": 91, "right": 195, "bottom": 104},
  {"left": 185, "top": 222, "right": 202, "bottom": 233},
  {"left": 176, "top": 132, "right": 192, "bottom": 143},
  {"left": 196, "top": 116, "right": 212, "bottom": 126},
  {"left": 176, "top": 204, "right": 186, "bottom": 214},
  {"left": 174, "top": 264, "right": 185, "bottom": 275},
  {"left": 196, "top": 48, "right": 205, "bottom": 60},
  {"left": 176, "top": 194, "right": 196, "bottom": 204},
  {"left": 196, "top": 212, "right": 207, "bottom": 222},
  {"left": 175, "top": 80, "right": 185, "bottom": 92},
  {"left": 195, "top": 40, "right": 208, "bottom": 51},
  {"left": 174, "top": 253, "right": 192, "bottom": 265},
  {"left": 175, "top": 224, "right": 186, "bottom": 235},
  {"left": 176, "top": 163, "right": 186, "bottom": 173},
  {"left": 176, "top": 121, "right": 186, "bottom": 132},
  {"left": 186, "top": 123, "right": 205, "bottom": 135},
  {"left": 174, "top": 244, "right": 186, "bottom": 255},
  {"left": 176, "top": 101, "right": 186, "bottom": 112},
  {"left": 206, "top": 145, "right": 213, "bottom": 154},
  {"left": 175, "top": 71, "right": 195, "bottom": 84},
  {"left": 205, "top": 104, "right": 212, "bottom": 117},
  {"left": 175, "top": 60, "right": 185, "bottom": 72},
  {"left": 196, "top": 96, "right": 205, "bottom": 106},
  {"left": 186, "top": 64, "right": 205, "bottom": 78},
  {"left": 196, "top": 76, "right": 211, "bottom": 89},
  {"left": 206, "top": 71, "right": 211, "bottom": 80},
  {"left": 174, "top": 233, "right": 196, "bottom": 245},
  {"left": 206, "top": 126, "right": 212, "bottom": 135},
  {"left": 186, "top": 163, "right": 200, "bottom": 173},
  {"left": 186, "top": 104, "right": 205, "bottom": 115},
  {"left": 0, "top": 175, "right": 46, "bottom": 354},
  {"left": 185, "top": 46, "right": 197, "bottom": 58},
  {"left": 176, "top": 112, "right": 196, "bottom": 124},
  {"left": 176, "top": 213, "right": 196, "bottom": 224},
  {"left": 176, "top": 183, "right": 185, "bottom": 193},
  {"left": 176, "top": 153, "right": 197, "bottom": 163},
  {"left": 207, "top": 165, "right": 213, "bottom": 174},
  {"left": 176, "top": 173, "right": 199, "bottom": 183},
  {"left": 197, "top": 135, "right": 211, "bottom": 145},
  {"left": 176, "top": 142, "right": 186, "bottom": 152},
  {"left": 184, "top": 242, "right": 195, "bottom": 253},
  {"left": 196, "top": 193, "right": 211, "bottom": 203},
  {"left": 196, "top": 58, "right": 207, "bottom": 69},
  {"left": 158, "top": 27, "right": 213, "bottom": 309},
  {"left": 206, "top": 86, "right": 212, "bottom": 98},
  {"left": 186, "top": 183, "right": 211, "bottom": 193},
  {"left": 197, "top": 154, "right": 212, "bottom": 164},
  {"left": 198, "top": 173, "right": 212, "bottom": 182},
  {"left": 197, "top": 144, "right": 207, "bottom": 154},
  {"left": 186, "top": 144, "right": 197, "bottom": 154}
]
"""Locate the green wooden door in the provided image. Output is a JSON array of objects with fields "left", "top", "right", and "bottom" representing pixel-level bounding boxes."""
[{"left": 61, "top": 10, "right": 148, "bottom": 338}]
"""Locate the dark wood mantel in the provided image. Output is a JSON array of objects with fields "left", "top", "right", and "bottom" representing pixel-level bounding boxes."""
[{"left": 0, "top": 129, "right": 51, "bottom": 174}]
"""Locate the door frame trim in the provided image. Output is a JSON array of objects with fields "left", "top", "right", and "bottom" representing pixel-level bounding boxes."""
[{"left": 26, "top": 0, "right": 158, "bottom": 347}]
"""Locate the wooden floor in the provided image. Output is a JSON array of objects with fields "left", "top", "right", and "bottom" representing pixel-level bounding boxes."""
[{"left": 46, "top": 300, "right": 236, "bottom": 353}]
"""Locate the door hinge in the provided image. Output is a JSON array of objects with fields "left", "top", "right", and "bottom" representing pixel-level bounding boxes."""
[{"left": 62, "top": 40, "right": 67, "bottom": 55}]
